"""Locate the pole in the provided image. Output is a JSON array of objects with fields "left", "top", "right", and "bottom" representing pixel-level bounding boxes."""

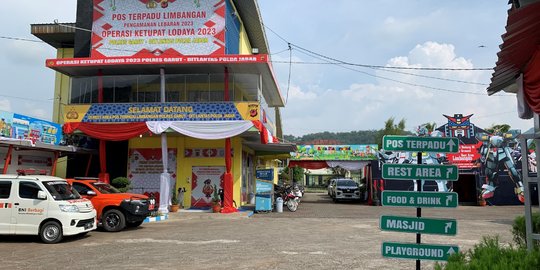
[
  {"left": 416, "top": 151, "right": 422, "bottom": 270},
  {"left": 2, "top": 145, "right": 12, "bottom": 174}
]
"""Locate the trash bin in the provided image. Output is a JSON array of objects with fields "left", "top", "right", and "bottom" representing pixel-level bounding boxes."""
[
  {"left": 249, "top": 192, "right": 255, "bottom": 204},
  {"left": 275, "top": 197, "right": 283, "bottom": 213}
]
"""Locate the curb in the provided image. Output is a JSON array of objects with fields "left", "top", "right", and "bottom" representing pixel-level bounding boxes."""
[{"left": 143, "top": 214, "right": 169, "bottom": 223}]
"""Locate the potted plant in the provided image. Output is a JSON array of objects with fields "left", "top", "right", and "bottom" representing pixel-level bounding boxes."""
[
  {"left": 211, "top": 184, "right": 221, "bottom": 213},
  {"left": 170, "top": 188, "right": 179, "bottom": 212}
]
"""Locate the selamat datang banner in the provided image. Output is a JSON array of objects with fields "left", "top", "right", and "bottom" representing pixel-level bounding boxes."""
[{"left": 92, "top": 0, "right": 225, "bottom": 57}]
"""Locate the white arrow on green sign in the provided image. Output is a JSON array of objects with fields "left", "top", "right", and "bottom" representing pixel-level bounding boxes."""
[
  {"left": 382, "top": 164, "right": 459, "bottom": 181},
  {"left": 382, "top": 242, "right": 459, "bottom": 261},
  {"left": 383, "top": 135, "right": 459, "bottom": 153},
  {"left": 382, "top": 191, "right": 459, "bottom": 208},
  {"left": 380, "top": 215, "right": 457, "bottom": 235}
]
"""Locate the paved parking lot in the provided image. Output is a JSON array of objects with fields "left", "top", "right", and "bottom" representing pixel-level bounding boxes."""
[{"left": 0, "top": 193, "right": 528, "bottom": 270}]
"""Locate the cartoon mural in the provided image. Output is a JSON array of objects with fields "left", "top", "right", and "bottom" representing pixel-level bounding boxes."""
[
  {"left": 376, "top": 113, "right": 528, "bottom": 205},
  {"left": 476, "top": 130, "right": 524, "bottom": 203}
]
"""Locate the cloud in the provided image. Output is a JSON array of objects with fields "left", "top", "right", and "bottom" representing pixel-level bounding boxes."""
[
  {"left": 2, "top": 41, "right": 53, "bottom": 66},
  {"left": 281, "top": 41, "right": 532, "bottom": 136},
  {"left": 0, "top": 99, "right": 11, "bottom": 112},
  {"left": 287, "top": 85, "right": 317, "bottom": 101}
]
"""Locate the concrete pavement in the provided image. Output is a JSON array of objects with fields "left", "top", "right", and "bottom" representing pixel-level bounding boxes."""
[{"left": 0, "top": 193, "right": 529, "bottom": 270}]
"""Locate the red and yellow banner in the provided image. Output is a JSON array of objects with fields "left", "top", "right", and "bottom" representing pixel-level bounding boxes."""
[{"left": 91, "top": 0, "right": 225, "bottom": 57}]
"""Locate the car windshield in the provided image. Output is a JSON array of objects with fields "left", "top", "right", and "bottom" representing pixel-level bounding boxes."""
[
  {"left": 336, "top": 180, "right": 357, "bottom": 187},
  {"left": 91, "top": 182, "right": 121, "bottom": 194},
  {"left": 44, "top": 181, "right": 81, "bottom": 200}
]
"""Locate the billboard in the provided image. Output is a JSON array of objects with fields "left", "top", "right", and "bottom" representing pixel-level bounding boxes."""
[
  {"left": 291, "top": 145, "right": 378, "bottom": 161},
  {"left": 127, "top": 148, "right": 177, "bottom": 193},
  {"left": 0, "top": 110, "right": 62, "bottom": 145},
  {"left": 62, "top": 102, "right": 260, "bottom": 123},
  {"left": 91, "top": 0, "right": 226, "bottom": 57}
]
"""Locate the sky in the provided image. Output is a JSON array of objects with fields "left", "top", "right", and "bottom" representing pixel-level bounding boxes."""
[{"left": 0, "top": 1, "right": 534, "bottom": 138}]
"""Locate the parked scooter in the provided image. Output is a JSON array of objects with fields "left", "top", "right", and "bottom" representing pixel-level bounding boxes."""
[
  {"left": 274, "top": 184, "right": 300, "bottom": 212},
  {"left": 291, "top": 183, "right": 304, "bottom": 203}
]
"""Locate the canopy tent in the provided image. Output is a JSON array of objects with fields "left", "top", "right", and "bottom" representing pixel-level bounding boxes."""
[{"left": 289, "top": 160, "right": 370, "bottom": 171}]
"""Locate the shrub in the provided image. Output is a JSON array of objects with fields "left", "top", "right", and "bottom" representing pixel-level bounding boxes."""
[
  {"left": 435, "top": 236, "right": 540, "bottom": 270},
  {"left": 512, "top": 212, "right": 540, "bottom": 249},
  {"left": 111, "top": 177, "right": 131, "bottom": 193}
]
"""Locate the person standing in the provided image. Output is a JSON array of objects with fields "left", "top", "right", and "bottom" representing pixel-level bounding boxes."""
[{"left": 177, "top": 187, "right": 185, "bottom": 209}]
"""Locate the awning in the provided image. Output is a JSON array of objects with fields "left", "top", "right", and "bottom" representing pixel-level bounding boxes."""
[
  {"left": 488, "top": 1, "right": 540, "bottom": 95},
  {"left": 243, "top": 141, "right": 296, "bottom": 156},
  {"left": 0, "top": 138, "right": 77, "bottom": 153}
]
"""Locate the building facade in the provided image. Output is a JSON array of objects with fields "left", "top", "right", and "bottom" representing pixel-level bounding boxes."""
[{"left": 31, "top": 0, "right": 294, "bottom": 212}]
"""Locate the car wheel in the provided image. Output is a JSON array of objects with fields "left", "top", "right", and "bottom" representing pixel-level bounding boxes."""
[
  {"left": 40, "top": 221, "right": 63, "bottom": 244},
  {"left": 127, "top": 220, "right": 144, "bottom": 228},
  {"left": 102, "top": 209, "right": 126, "bottom": 232}
]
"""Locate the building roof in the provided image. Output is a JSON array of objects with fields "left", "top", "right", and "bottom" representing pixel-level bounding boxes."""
[
  {"left": 487, "top": 1, "right": 540, "bottom": 95},
  {"left": 231, "top": 0, "right": 269, "bottom": 54},
  {"left": 30, "top": 23, "right": 76, "bottom": 49}
]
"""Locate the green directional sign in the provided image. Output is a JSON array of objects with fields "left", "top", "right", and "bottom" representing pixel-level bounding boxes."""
[
  {"left": 382, "top": 164, "right": 459, "bottom": 181},
  {"left": 382, "top": 242, "right": 459, "bottom": 261},
  {"left": 380, "top": 215, "right": 457, "bottom": 235},
  {"left": 383, "top": 135, "right": 459, "bottom": 153},
  {"left": 382, "top": 191, "right": 458, "bottom": 208}
]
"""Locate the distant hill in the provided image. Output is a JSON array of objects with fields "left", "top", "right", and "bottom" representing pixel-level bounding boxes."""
[{"left": 284, "top": 130, "right": 380, "bottom": 145}]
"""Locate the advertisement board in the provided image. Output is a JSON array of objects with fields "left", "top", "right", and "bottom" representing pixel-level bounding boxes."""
[
  {"left": 62, "top": 102, "right": 260, "bottom": 123},
  {"left": 91, "top": 0, "right": 226, "bottom": 57},
  {"left": 191, "top": 166, "right": 225, "bottom": 207},
  {"left": 0, "top": 110, "right": 62, "bottom": 145},
  {"left": 446, "top": 142, "right": 482, "bottom": 169},
  {"left": 291, "top": 144, "right": 378, "bottom": 161},
  {"left": 127, "top": 148, "right": 177, "bottom": 193}
]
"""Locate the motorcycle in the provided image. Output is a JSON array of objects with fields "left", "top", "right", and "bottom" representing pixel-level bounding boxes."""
[
  {"left": 275, "top": 184, "right": 300, "bottom": 212},
  {"left": 291, "top": 183, "right": 304, "bottom": 203}
]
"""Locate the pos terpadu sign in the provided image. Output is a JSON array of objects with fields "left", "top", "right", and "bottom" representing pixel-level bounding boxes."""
[
  {"left": 382, "top": 242, "right": 459, "bottom": 261},
  {"left": 382, "top": 164, "right": 459, "bottom": 181},
  {"left": 382, "top": 135, "right": 459, "bottom": 153}
]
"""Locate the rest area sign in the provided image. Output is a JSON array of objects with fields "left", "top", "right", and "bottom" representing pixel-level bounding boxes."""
[
  {"left": 383, "top": 135, "right": 459, "bottom": 153},
  {"left": 382, "top": 164, "right": 459, "bottom": 181}
]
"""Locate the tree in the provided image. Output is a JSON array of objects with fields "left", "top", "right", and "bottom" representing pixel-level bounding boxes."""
[
  {"left": 486, "top": 124, "right": 511, "bottom": 134},
  {"left": 421, "top": 122, "right": 437, "bottom": 133},
  {"left": 376, "top": 117, "right": 409, "bottom": 149},
  {"left": 280, "top": 166, "right": 305, "bottom": 184}
]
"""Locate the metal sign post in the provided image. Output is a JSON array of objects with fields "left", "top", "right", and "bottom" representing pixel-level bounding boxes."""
[{"left": 380, "top": 136, "right": 460, "bottom": 269}]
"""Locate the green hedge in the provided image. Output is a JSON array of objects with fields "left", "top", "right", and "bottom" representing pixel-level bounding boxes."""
[
  {"left": 512, "top": 212, "right": 540, "bottom": 249},
  {"left": 111, "top": 177, "right": 131, "bottom": 193},
  {"left": 435, "top": 236, "right": 540, "bottom": 270}
]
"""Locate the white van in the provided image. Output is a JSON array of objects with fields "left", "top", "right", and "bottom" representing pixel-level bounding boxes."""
[{"left": 0, "top": 175, "right": 97, "bottom": 243}]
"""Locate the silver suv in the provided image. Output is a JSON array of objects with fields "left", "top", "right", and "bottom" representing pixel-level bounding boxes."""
[{"left": 332, "top": 179, "right": 361, "bottom": 202}]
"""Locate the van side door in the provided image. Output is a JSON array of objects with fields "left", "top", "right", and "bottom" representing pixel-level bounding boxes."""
[
  {"left": 14, "top": 181, "right": 49, "bottom": 235},
  {"left": 0, "top": 180, "right": 14, "bottom": 234}
]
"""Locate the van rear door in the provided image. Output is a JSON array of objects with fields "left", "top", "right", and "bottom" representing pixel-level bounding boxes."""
[
  {"left": 14, "top": 181, "right": 48, "bottom": 235},
  {"left": 0, "top": 180, "right": 14, "bottom": 234}
]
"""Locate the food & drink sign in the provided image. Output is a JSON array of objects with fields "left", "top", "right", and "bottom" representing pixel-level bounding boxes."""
[{"left": 92, "top": 0, "right": 226, "bottom": 57}]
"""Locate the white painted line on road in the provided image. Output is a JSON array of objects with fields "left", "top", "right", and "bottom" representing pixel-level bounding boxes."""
[
  {"left": 117, "top": 238, "right": 240, "bottom": 245},
  {"left": 281, "top": 251, "right": 328, "bottom": 255}
]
